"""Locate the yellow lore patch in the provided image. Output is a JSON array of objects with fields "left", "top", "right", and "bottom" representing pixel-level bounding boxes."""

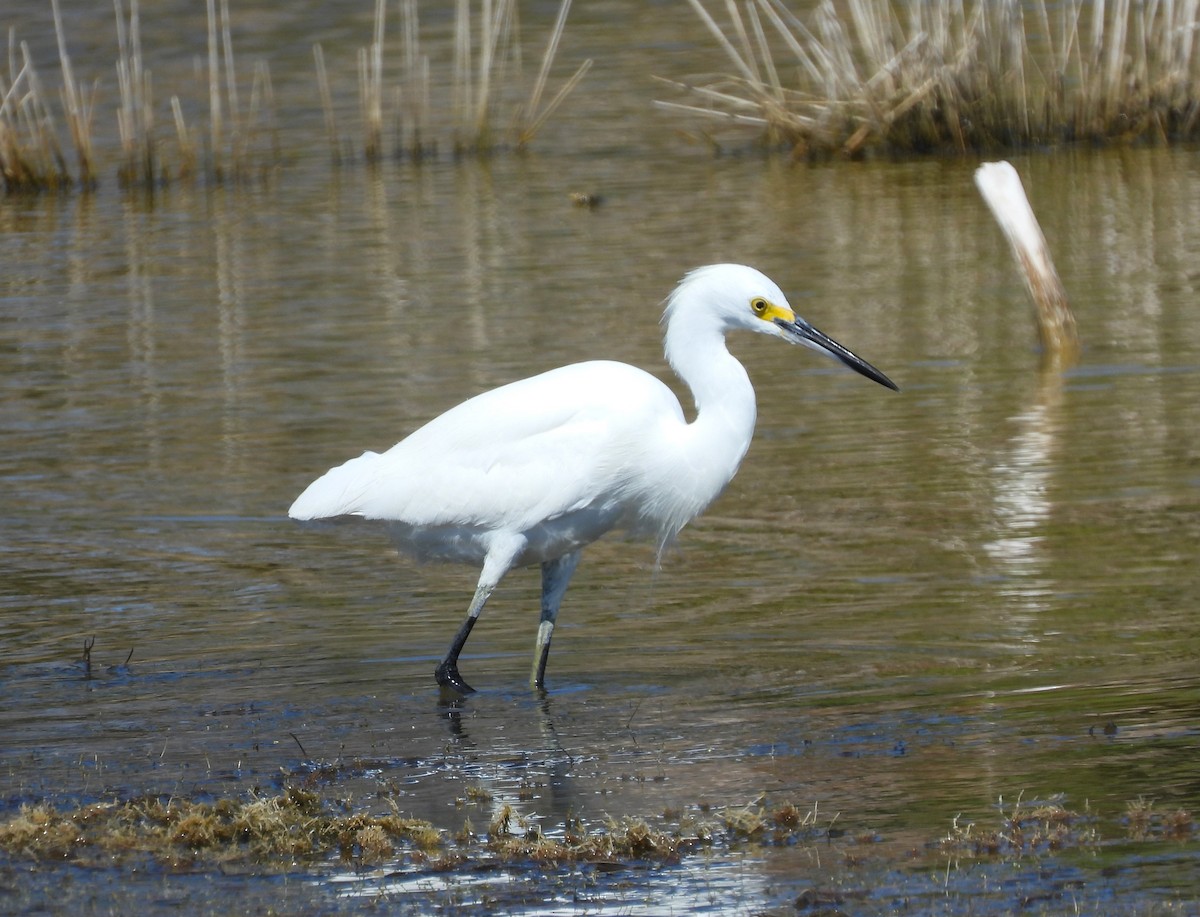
[{"left": 749, "top": 297, "right": 795, "bottom": 324}]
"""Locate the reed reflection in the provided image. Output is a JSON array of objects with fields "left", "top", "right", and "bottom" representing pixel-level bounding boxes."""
[
  {"left": 213, "top": 188, "right": 249, "bottom": 485},
  {"left": 122, "top": 197, "right": 164, "bottom": 474}
]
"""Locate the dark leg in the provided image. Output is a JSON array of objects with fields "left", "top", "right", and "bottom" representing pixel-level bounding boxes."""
[
  {"left": 435, "top": 577, "right": 498, "bottom": 694},
  {"left": 435, "top": 537, "right": 523, "bottom": 695},
  {"left": 531, "top": 551, "right": 581, "bottom": 691},
  {"left": 435, "top": 613, "right": 480, "bottom": 694}
]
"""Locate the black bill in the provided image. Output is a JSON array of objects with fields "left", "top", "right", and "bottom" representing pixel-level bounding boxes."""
[{"left": 776, "top": 317, "right": 899, "bottom": 391}]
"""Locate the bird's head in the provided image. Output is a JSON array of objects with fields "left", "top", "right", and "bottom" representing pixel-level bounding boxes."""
[{"left": 666, "top": 264, "right": 899, "bottom": 391}]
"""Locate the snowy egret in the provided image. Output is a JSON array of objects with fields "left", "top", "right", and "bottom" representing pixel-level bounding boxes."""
[{"left": 289, "top": 264, "right": 897, "bottom": 694}]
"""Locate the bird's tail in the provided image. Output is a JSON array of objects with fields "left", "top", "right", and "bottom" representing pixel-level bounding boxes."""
[{"left": 288, "top": 450, "right": 382, "bottom": 521}]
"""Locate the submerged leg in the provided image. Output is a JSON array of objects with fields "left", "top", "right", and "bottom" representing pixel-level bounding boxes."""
[
  {"left": 531, "top": 550, "right": 581, "bottom": 691},
  {"left": 436, "top": 536, "right": 524, "bottom": 695}
]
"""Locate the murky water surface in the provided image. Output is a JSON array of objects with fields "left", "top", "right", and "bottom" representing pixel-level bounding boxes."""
[{"left": 3, "top": 2, "right": 1200, "bottom": 914}]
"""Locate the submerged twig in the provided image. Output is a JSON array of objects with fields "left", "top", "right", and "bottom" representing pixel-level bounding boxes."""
[{"left": 974, "top": 160, "right": 1079, "bottom": 364}]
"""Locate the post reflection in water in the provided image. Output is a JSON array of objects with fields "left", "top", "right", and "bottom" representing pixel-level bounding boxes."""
[{"left": 983, "top": 367, "right": 1065, "bottom": 623}]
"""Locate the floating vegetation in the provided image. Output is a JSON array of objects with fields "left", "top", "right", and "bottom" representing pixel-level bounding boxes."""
[
  {"left": 938, "top": 792, "right": 1197, "bottom": 868},
  {"left": 0, "top": 0, "right": 588, "bottom": 194},
  {"left": 1, "top": 779, "right": 1191, "bottom": 880},
  {"left": 0, "top": 777, "right": 840, "bottom": 872},
  {"left": 0, "top": 781, "right": 1196, "bottom": 915},
  {"left": 0, "top": 785, "right": 697, "bottom": 870},
  {"left": 0, "top": 786, "right": 444, "bottom": 869},
  {"left": 1125, "top": 796, "right": 1196, "bottom": 842},
  {"left": 663, "top": 0, "right": 1200, "bottom": 157},
  {"left": 939, "top": 794, "right": 1099, "bottom": 863}
]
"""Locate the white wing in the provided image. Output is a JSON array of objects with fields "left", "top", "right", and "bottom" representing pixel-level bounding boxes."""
[{"left": 289, "top": 360, "right": 684, "bottom": 534}]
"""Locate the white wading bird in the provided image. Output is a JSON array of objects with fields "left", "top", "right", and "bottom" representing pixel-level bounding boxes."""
[{"left": 290, "top": 264, "right": 898, "bottom": 694}]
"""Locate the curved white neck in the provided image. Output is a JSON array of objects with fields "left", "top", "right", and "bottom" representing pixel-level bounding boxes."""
[{"left": 663, "top": 307, "right": 758, "bottom": 513}]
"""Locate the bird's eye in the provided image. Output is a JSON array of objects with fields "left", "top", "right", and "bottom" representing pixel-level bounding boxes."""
[{"left": 750, "top": 297, "right": 769, "bottom": 315}]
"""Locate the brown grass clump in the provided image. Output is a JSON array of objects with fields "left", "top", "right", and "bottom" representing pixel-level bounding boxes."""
[
  {"left": 771, "top": 801, "right": 806, "bottom": 829},
  {"left": 473, "top": 797, "right": 834, "bottom": 864},
  {"left": 939, "top": 793, "right": 1197, "bottom": 874},
  {"left": 940, "top": 794, "right": 1099, "bottom": 862},
  {"left": 664, "top": 0, "right": 1200, "bottom": 156},
  {"left": 1163, "top": 809, "right": 1195, "bottom": 840},
  {"left": 0, "top": 787, "right": 697, "bottom": 871},
  {"left": 1126, "top": 798, "right": 1196, "bottom": 842},
  {"left": 721, "top": 802, "right": 767, "bottom": 839},
  {"left": 465, "top": 784, "right": 494, "bottom": 804},
  {"left": 1127, "top": 796, "right": 1156, "bottom": 840},
  {"left": 352, "top": 824, "right": 392, "bottom": 864},
  {"left": 1, "top": 32, "right": 75, "bottom": 193},
  {"left": 0, "top": 802, "right": 82, "bottom": 858},
  {"left": 488, "top": 802, "right": 517, "bottom": 839},
  {"left": 0, "top": 785, "right": 445, "bottom": 868},
  {"left": 484, "top": 813, "right": 687, "bottom": 866},
  {"left": 471, "top": 799, "right": 687, "bottom": 865},
  {"left": 721, "top": 798, "right": 832, "bottom": 846}
]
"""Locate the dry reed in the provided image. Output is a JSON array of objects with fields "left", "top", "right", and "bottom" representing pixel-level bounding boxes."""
[
  {"left": 314, "top": 0, "right": 590, "bottom": 162},
  {"left": 2, "top": 0, "right": 591, "bottom": 195},
  {"left": 358, "top": 0, "right": 386, "bottom": 162},
  {"left": 1, "top": 32, "right": 73, "bottom": 192},
  {"left": 3, "top": 0, "right": 278, "bottom": 193},
  {"left": 51, "top": 0, "right": 95, "bottom": 186},
  {"left": 113, "top": 0, "right": 154, "bottom": 187},
  {"left": 517, "top": 0, "right": 593, "bottom": 149},
  {"left": 663, "top": 0, "right": 1200, "bottom": 156},
  {"left": 203, "top": 0, "right": 278, "bottom": 183}
]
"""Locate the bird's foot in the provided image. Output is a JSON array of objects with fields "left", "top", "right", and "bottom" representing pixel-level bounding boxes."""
[{"left": 435, "top": 660, "right": 476, "bottom": 696}]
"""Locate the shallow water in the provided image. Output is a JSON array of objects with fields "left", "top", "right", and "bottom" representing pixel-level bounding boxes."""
[{"left": 3, "top": 2, "right": 1200, "bottom": 914}]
